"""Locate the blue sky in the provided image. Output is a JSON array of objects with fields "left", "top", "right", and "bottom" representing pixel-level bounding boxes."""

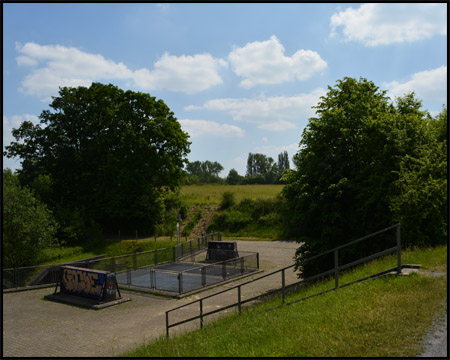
[{"left": 3, "top": 3, "right": 447, "bottom": 176}]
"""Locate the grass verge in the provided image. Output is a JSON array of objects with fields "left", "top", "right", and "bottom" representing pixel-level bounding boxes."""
[{"left": 121, "top": 245, "right": 447, "bottom": 357}]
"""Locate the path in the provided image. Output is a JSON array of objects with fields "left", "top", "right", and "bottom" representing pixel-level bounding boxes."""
[{"left": 2, "top": 240, "right": 298, "bottom": 357}]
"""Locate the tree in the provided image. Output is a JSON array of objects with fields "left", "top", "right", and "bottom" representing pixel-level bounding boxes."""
[
  {"left": 226, "top": 168, "right": 243, "bottom": 185},
  {"left": 281, "top": 77, "right": 441, "bottom": 277},
  {"left": 245, "top": 153, "right": 279, "bottom": 184},
  {"left": 3, "top": 169, "right": 58, "bottom": 267},
  {"left": 185, "top": 160, "right": 224, "bottom": 183},
  {"left": 278, "top": 151, "right": 290, "bottom": 175},
  {"left": 4, "top": 83, "right": 190, "bottom": 241}
]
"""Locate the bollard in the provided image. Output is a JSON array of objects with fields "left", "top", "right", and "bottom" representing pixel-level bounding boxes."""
[
  {"left": 282, "top": 268, "right": 286, "bottom": 305},
  {"left": 238, "top": 285, "right": 242, "bottom": 314}
]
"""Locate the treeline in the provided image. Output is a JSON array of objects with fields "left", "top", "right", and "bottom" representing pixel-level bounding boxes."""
[{"left": 184, "top": 151, "right": 291, "bottom": 185}]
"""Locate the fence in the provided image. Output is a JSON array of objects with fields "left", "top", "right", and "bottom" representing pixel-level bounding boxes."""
[
  {"left": 117, "top": 250, "right": 259, "bottom": 294},
  {"left": 165, "top": 224, "right": 402, "bottom": 337},
  {"left": 2, "top": 232, "right": 221, "bottom": 290}
]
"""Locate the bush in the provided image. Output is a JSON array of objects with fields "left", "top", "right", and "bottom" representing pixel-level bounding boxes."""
[{"left": 220, "top": 191, "right": 236, "bottom": 210}]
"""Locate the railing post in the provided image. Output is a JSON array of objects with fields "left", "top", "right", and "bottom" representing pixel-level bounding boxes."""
[
  {"left": 238, "top": 285, "right": 242, "bottom": 314},
  {"left": 334, "top": 249, "right": 339, "bottom": 289},
  {"left": 397, "top": 224, "right": 402, "bottom": 275},
  {"left": 257, "top": 253, "right": 260, "bottom": 269},
  {"left": 173, "top": 246, "right": 176, "bottom": 262},
  {"left": 202, "top": 266, "right": 206, "bottom": 286},
  {"left": 155, "top": 248, "right": 158, "bottom": 265},
  {"left": 166, "top": 311, "right": 169, "bottom": 337},
  {"left": 200, "top": 299, "right": 203, "bottom": 329},
  {"left": 282, "top": 268, "right": 286, "bottom": 305},
  {"left": 178, "top": 273, "right": 183, "bottom": 294}
]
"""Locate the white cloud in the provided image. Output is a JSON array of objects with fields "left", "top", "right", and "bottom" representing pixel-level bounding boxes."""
[
  {"left": 15, "top": 42, "right": 226, "bottom": 101},
  {"left": 179, "top": 119, "right": 244, "bottom": 138},
  {"left": 383, "top": 66, "right": 447, "bottom": 104},
  {"left": 228, "top": 35, "right": 327, "bottom": 88},
  {"left": 258, "top": 120, "right": 296, "bottom": 132},
  {"left": 330, "top": 3, "right": 447, "bottom": 46},
  {"left": 185, "top": 88, "right": 325, "bottom": 128},
  {"left": 134, "top": 53, "right": 227, "bottom": 94}
]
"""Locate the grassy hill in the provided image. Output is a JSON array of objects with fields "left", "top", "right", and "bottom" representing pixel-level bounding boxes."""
[{"left": 122, "top": 245, "right": 447, "bottom": 357}]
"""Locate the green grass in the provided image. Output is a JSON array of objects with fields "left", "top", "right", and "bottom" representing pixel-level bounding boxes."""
[
  {"left": 122, "top": 245, "right": 447, "bottom": 357},
  {"left": 180, "top": 184, "right": 284, "bottom": 205}
]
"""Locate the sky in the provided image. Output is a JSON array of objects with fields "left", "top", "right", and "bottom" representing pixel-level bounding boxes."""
[{"left": 3, "top": 3, "right": 447, "bottom": 177}]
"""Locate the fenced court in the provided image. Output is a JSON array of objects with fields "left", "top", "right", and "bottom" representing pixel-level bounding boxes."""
[
  {"left": 3, "top": 233, "right": 220, "bottom": 290},
  {"left": 115, "top": 250, "right": 259, "bottom": 295}
]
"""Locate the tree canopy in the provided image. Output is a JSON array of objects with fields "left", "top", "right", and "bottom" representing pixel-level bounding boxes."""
[
  {"left": 3, "top": 169, "right": 58, "bottom": 267},
  {"left": 4, "top": 83, "right": 190, "bottom": 241},
  {"left": 281, "top": 77, "right": 447, "bottom": 276}
]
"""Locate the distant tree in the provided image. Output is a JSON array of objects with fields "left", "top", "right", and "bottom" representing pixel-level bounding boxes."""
[
  {"left": 226, "top": 168, "right": 243, "bottom": 185},
  {"left": 4, "top": 83, "right": 190, "bottom": 241},
  {"left": 245, "top": 153, "right": 279, "bottom": 184},
  {"left": 3, "top": 169, "right": 58, "bottom": 267},
  {"left": 185, "top": 160, "right": 224, "bottom": 183},
  {"left": 278, "top": 151, "right": 290, "bottom": 175}
]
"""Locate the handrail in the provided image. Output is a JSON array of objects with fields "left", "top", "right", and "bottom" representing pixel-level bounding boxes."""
[{"left": 165, "top": 224, "right": 401, "bottom": 337}]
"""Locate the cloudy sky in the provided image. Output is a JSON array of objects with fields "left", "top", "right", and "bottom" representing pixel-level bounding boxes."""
[{"left": 3, "top": 3, "right": 447, "bottom": 176}]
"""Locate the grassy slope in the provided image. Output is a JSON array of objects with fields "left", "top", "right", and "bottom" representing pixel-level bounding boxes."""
[
  {"left": 122, "top": 245, "right": 447, "bottom": 357},
  {"left": 180, "top": 184, "right": 284, "bottom": 205}
]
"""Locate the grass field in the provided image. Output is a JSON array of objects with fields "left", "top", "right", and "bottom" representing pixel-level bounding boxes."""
[
  {"left": 122, "top": 245, "right": 447, "bottom": 357},
  {"left": 180, "top": 184, "right": 284, "bottom": 205}
]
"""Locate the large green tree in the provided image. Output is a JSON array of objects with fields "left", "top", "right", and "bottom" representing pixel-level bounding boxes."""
[
  {"left": 4, "top": 83, "right": 190, "bottom": 240},
  {"left": 3, "top": 169, "right": 58, "bottom": 267},
  {"left": 281, "top": 77, "right": 446, "bottom": 277}
]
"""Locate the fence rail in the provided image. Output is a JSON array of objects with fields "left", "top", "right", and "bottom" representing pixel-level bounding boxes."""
[
  {"left": 165, "top": 224, "right": 402, "bottom": 337},
  {"left": 3, "top": 232, "right": 221, "bottom": 290}
]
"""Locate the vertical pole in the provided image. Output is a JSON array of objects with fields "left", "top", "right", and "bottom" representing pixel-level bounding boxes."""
[
  {"left": 238, "top": 285, "right": 242, "bottom": 314},
  {"left": 166, "top": 311, "right": 169, "bottom": 337},
  {"left": 155, "top": 248, "right": 158, "bottom": 265},
  {"left": 200, "top": 299, "right": 203, "bottom": 329},
  {"left": 222, "top": 261, "right": 226, "bottom": 280},
  {"left": 334, "top": 249, "right": 339, "bottom": 289},
  {"left": 179, "top": 273, "right": 183, "bottom": 294},
  {"left": 282, "top": 268, "right": 286, "bottom": 305},
  {"left": 256, "top": 253, "right": 260, "bottom": 269},
  {"left": 133, "top": 251, "right": 137, "bottom": 270},
  {"left": 397, "top": 224, "right": 402, "bottom": 275},
  {"left": 202, "top": 266, "right": 206, "bottom": 286}
]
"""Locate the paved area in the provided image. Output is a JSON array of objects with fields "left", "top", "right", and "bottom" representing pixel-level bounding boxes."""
[
  {"left": 418, "top": 310, "right": 447, "bottom": 357},
  {"left": 3, "top": 240, "right": 299, "bottom": 357}
]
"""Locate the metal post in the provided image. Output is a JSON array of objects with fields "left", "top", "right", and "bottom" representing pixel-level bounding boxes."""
[
  {"left": 256, "top": 253, "right": 260, "bottom": 269},
  {"left": 334, "top": 249, "right": 339, "bottom": 289},
  {"left": 238, "top": 285, "right": 242, "bottom": 314},
  {"left": 222, "top": 261, "right": 226, "bottom": 280},
  {"left": 166, "top": 312, "right": 169, "bottom": 337},
  {"left": 397, "top": 224, "right": 402, "bottom": 275},
  {"left": 200, "top": 299, "right": 203, "bottom": 329},
  {"left": 282, "top": 269, "right": 286, "bottom": 305},
  {"left": 178, "top": 273, "right": 183, "bottom": 294},
  {"left": 202, "top": 266, "right": 206, "bottom": 286}
]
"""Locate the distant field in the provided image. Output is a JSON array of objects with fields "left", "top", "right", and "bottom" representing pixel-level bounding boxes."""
[{"left": 180, "top": 184, "right": 284, "bottom": 205}]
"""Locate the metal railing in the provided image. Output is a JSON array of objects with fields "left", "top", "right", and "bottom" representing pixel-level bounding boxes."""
[
  {"left": 165, "top": 224, "right": 402, "bottom": 337},
  {"left": 3, "top": 232, "right": 221, "bottom": 290},
  {"left": 120, "top": 251, "right": 259, "bottom": 294}
]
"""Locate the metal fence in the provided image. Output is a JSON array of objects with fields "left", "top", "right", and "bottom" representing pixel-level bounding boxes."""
[
  {"left": 2, "top": 233, "right": 221, "bottom": 290},
  {"left": 117, "top": 251, "right": 259, "bottom": 294},
  {"left": 165, "top": 224, "right": 402, "bottom": 337}
]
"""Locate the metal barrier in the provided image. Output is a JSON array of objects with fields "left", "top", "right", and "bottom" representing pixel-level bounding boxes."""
[
  {"left": 3, "top": 233, "right": 221, "bottom": 290},
  {"left": 165, "top": 224, "right": 402, "bottom": 337},
  {"left": 134, "top": 251, "right": 259, "bottom": 294}
]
